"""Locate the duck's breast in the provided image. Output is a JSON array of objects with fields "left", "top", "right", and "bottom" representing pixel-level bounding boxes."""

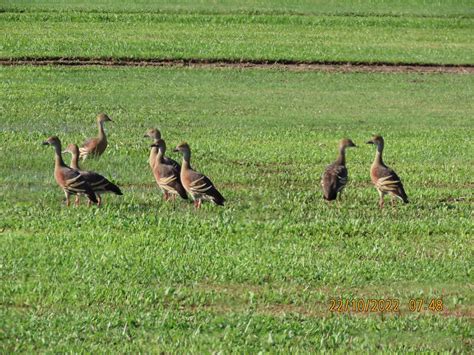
[
  {"left": 54, "top": 167, "right": 66, "bottom": 188},
  {"left": 370, "top": 163, "right": 380, "bottom": 184}
]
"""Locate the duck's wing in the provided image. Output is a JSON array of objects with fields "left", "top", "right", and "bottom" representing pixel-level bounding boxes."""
[
  {"left": 188, "top": 170, "right": 225, "bottom": 205},
  {"left": 157, "top": 164, "right": 188, "bottom": 200},
  {"left": 163, "top": 156, "right": 181, "bottom": 172},
  {"left": 321, "top": 163, "right": 347, "bottom": 200},
  {"left": 374, "top": 165, "right": 408, "bottom": 202},
  {"left": 61, "top": 168, "right": 98, "bottom": 203},
  {"left": 80, "top": 170, "right": 122, "bottom": 195},
  {"left": 79, "top": 137, "right": 99, "bottom": 157}
]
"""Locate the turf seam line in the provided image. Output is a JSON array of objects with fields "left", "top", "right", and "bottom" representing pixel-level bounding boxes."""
[
  {"left": 2, "top": 8, "right": 473, "bottom": 19},
  {"left": 1, "top": 58, "right": 473, "bottom": 73}
]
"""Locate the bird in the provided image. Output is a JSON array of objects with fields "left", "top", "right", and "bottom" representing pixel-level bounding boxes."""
[
  {"left": 42, "top": 136, "right": 98, "bottom": 206},
  {"left": 62, "top": 143, "right": 123, "bottom": 206},
  {"left": 79, "top": 113, "right": 113, "bottom": 160},
  {"left": 144, "top": 128, "right": 181, "bottom": 171},
  {"left": 149, "top": 139, "right": 188, "bottom": 201},
  {"left": 321, "top": 138, "right": 357, "bottom": 201},
  {"left": 366, "top": 135, "right": 409, "bottom": 208},
  {"left": 173, "top": 142, "right": 225, "bottom": 208}
]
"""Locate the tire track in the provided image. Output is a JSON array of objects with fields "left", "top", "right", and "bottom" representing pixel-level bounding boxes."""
[{"left": 1, "top": 57, "right": 473, "bottom": 73}]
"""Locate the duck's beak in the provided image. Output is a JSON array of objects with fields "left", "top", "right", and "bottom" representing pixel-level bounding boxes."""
[
  {"left": 42, "top": 141, "right": 49, "bottom": 146},
  {"left": 143, "top": 134, "right": 149, "bottom": 138},
  {"left": 173, "top": 148, "right": 179, "bottom": 152},
  {"left": 366, "top": 140, "right": 374, "bottom": 144}
]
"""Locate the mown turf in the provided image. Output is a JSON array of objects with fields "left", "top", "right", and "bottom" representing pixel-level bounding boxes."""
[
  {"left": 2, "top": 0, "right": 473, "bottom": 17},
  {"left": 1, "top": 66, "right": 473, "bottom": 352},
  {"left": 1, "top": 11, "right": 473, "bottom": 65}
]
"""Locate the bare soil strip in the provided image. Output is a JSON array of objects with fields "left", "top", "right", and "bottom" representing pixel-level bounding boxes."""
[{"left": 1, "top": 58, "right": 473, "bottom": 73}]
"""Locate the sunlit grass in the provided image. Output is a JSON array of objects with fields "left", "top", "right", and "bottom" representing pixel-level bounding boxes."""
[
  {"left": 1, "top": 12, "right": 473, "bottom": 64},
  {"left": 1, "top": 66, "right": 473, "bottom": 352},
  {"left": 2, "top": 0, "right": 473, "bottom": 17}
]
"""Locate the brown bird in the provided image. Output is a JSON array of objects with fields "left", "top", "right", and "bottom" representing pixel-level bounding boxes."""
[
  {"left": 173, "top": 142, "right": 225, "bottom": 208},
  {"left": 367, "top": 135, "right": 409, "bottom": 208},
  {"left": 143, "top": 128, "right": 181, "bottom": 171},
  {"left": 149, "top": 139, "right": 188, "bottom": 201},
  {"left": 79, "top": 113, "right": 112, "bottom": 160},
  {"left": 321, "top": 138, "right": 357, "bottom": 201},
  {"left": 42, "top": 136, "right": 98, "bottom": 206},
  {"left": 63, "top": 143, "right": 123, "bottom": 206}
]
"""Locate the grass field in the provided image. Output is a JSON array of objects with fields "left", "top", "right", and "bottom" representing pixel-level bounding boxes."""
[
  {"left": 1, "top": 66, "right": 473, "bottom": 352},
  {"left": 2, "top": 0, "right": 474, "bottom": 16},
  {"left": 1, "top": 0, "right": 473, "bottom": 352},
  {"left": 1, "top": 6, "right": 473, "bottom": 64}
]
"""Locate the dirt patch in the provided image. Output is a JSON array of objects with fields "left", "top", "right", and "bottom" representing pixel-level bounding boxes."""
[
  {"left": 1, "top": 57, "right": 473, "bottom": 73},
  {"left": 439, "top": 196, "right": 473, "bottom": 203}
]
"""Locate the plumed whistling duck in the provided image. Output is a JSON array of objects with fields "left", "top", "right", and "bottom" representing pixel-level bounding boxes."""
[
  {"left": 367, "top": 135, "right": 409, "bottom": 208},
  {"left": 144, "top": 128, "right": 181, "bottom": 171},
  {"left": 173, "top": 142, "right": 225, "bottom": 208},
  {"left": 321, "top": 138, "right": 357, "bottom": 201},
  {"left": 79, "top": 113, "right": 112, "bottom": 160},
  {"left": 149, "top": 139, "right": 188, "bottom": 201},
  {"left": 42, "top": 136, "right": 98, "bottom": 206},
  {"left": 63, "top": 143, "right": 123, "bottom": 206}
]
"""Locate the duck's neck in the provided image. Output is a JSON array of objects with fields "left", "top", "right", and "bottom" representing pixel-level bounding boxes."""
[
  {"left": 70, "top": 151, "right": 80, "bottom": 170},
  {"left": 98, "top": 120, "right": 105, "bottom": 140},
  {"left": 156, "top": 146, "right": 165, "bottom": 164},
  {"left": 181, "top": 150, "right": 191, "bottom": 170},
  {"left": 335, "top": 146, "right": 346, "bottom": 166},
  {"left": 374, "top": 143, "right": 384, "bottom": 165},
  {"left": 149, "top": 141, "right": 158, "bottom": 167},
  {"left": 53, "top": 144, "right": 66, "bottom": 168}
]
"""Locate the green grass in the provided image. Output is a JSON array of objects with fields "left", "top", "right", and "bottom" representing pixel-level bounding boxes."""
[
  {"left": 2, "top": 0, "right": 474, "bottom": 17},
  {"left": 2, "top": 12, "right": 473, "bottom": 65},
  {"left": 1, "top": 66, "right": 473, "bottom": 352}
]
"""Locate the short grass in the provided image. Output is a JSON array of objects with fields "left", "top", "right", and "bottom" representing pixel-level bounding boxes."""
[
  {"left": 1, "top": 66, "right": 473, "bottom": 352},
  {"left": 2, "top": 0, "right": 473, "bottom": 17},
  {"left": 1, "top": 12, "right": 473, "bottom": 64}
]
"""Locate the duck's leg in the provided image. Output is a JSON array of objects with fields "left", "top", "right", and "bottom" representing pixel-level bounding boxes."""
[
  {"left": 97, "top": 195, "right": 102, "bottom": 206},
  {"left": 75, "top": 195, "right": 80, "bottom": 206},
  {"left": 64, "top": 191, "right": 71, "bottom": 207},
  {"left": 378, "top": 190, "right": 385, "bottom": 209},
  {"left": 163, "top": 191, "right": 170, "bottom": 201}
]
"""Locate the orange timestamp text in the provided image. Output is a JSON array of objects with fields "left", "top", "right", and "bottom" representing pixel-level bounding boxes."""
[
  {"left": 329, "top": 298, "right": 444, "bottom": 313},
  {"left": 329, "top": 298, "right": 400, "bottom": 313}
]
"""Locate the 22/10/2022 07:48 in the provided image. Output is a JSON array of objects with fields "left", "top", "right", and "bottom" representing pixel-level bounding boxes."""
[{"left": 329, "top": 298, "right": 444, "bottom": 313}]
